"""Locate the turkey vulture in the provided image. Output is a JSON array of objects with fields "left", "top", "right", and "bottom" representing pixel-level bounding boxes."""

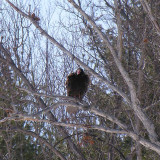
[{"left": 66, "top": 68, "right": 90, "bottom": 101}]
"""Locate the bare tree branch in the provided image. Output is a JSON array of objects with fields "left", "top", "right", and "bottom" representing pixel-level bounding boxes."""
[
  {"left": 17, "top": 87, "right": 130, "bottom": 131},
  {"left": 114, "top": 0, "right": 123, "bottom": 60},
  {"left": 140, "top": 0, "right": 160, "bottom": 36},
  {"left": 0, "top": 115, "right": 128, "bottom": 134},
  {"left": 1, "top": 115, "right": 160, "bottom": 155},
  {"left": 30, "top": 101, "right": 128, "bottom": 130},
  {"left": 13, "top": 85, "right": 129, "bottom": 130},
  {"left": 144, "top": 100, "right": 160, "bottom": 111},
  {"left": 19, "top": 87, "right": 76, "bottom": 101}
]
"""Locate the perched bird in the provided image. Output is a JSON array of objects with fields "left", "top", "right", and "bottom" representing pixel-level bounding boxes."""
[{"left": 66, "top": 68, "right": 90, "bottom": 101}]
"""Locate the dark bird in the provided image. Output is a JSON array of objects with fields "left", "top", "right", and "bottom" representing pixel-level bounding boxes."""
[{"left": 66, "top": 68, "right": 90, "bottom": 101}]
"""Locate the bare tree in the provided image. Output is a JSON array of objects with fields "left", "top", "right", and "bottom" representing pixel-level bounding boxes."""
[{"left": 0, "top": 0, "right": 160, "bottom": 159}]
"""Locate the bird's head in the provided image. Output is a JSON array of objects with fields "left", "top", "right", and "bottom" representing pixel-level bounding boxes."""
[{"left": 76, "top": 68, "right": 83, "bottom": 75}]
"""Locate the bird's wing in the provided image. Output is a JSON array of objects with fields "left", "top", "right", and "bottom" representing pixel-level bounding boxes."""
[{"left": 66, "top": 73, "right": 76, "bottom": 88}]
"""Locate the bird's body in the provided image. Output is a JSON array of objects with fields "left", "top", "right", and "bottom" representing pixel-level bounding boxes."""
[{"left": 66, "top": 68, "right": 90, "bottom": 101}]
